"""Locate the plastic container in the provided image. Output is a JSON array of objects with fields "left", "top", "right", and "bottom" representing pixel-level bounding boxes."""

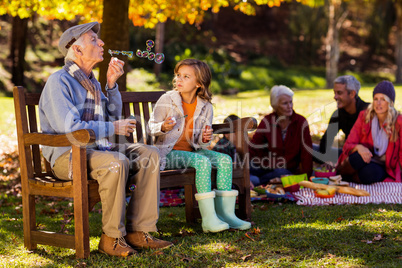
[
  {"left": 283, "top": 184, "right": 300, "bottom": 193},
  {"left": 311, "top": 177, "right": 329, "bottom": 184},
  {"left": 314, "top": 191, "right": 335, "bottom": 199},
  {"left": 314, "top": 170, "right": 336, "bottom": 178}
]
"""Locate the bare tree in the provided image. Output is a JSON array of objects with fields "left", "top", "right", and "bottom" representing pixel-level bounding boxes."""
[{"left": 325, "top": 0, "right": 347, "bottom": 89}]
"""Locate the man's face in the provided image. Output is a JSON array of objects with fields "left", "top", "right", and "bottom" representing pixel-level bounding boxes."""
[
  {"left": 79, "top": 30, "right": 104, "bottom": 64},
  {"left": 333, "top": 83, "right": 355, "bottom": 110}
]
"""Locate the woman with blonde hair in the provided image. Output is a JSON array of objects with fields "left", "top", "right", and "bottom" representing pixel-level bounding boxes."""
[{"left": 337, "top": 81, "right": 402, "bottom": 184}]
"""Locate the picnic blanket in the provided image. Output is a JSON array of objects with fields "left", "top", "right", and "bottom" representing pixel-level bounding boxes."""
[{"left": 294, "top": 182, "right": 402, "bottom": 206}]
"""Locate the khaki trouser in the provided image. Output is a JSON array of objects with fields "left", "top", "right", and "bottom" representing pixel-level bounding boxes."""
[{"left": 52, "top": 143, "right": 160, "bottom": 238}]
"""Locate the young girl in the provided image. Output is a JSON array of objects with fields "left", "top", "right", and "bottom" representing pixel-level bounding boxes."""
[{"left": 148, "top": 59, "right": 251, "bottom": 233}]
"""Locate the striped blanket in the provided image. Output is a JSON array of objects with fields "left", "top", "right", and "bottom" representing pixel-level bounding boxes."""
[{"left": 294, "top": 182, "right": 402, "bottom": 206}]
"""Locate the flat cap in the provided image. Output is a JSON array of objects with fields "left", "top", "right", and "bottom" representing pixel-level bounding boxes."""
[{"left": 58, "top": 22, "right": 100, "bottom": 56}]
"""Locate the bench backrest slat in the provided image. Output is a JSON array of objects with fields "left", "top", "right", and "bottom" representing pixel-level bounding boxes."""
[{"left": 120, "top": 91, "right": 165, "bottom": 145}]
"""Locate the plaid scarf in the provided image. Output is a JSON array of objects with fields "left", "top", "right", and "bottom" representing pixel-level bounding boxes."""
[{"left": 63, "top": 61, "right": 112, "bottom": 179}]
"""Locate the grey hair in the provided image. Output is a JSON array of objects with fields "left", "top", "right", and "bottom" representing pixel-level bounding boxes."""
[
  {"left": 334, "top": 75, "right": 361, "bottom": 95},
  {"left": 270, "top": 85, "right": 294, "bottom": 111},
  {"left": 64, "top": 34, "right": 86, "bottom": 63}
]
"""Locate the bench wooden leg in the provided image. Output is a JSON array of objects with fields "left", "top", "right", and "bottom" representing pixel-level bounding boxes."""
[
  {"left": 73, "top": 147, "right": 90, "bottom": 259},
  {"left": 23, "top": 194, "right": 37, "bottom": 250},
  {"left": 236, "top": 190, "right": 251, "bottom": 220},
  {"left": 184, "top": 184, "right": 197, "bottom": 223}
]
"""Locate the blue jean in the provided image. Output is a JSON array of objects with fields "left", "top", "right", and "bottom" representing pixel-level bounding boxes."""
[
  {"left": 349, "top": 152, "right": 387, "bottom": 184},
  {"left": 249, "top": 165, "right": 292, "bottom": 186}
]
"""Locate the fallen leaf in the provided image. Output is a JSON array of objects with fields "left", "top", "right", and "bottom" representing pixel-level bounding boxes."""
[
  {"left": 245, "top": 233, "right": 255, "bottom": 241},
  {"left": 373, "top": 234, "right": 384, "bottom": 241},
  {"left": 251, "top": 227, "right": 261, "bottom": 235},
  {"left": 241, "top": 254, "right": 251, "bottom": 261},
  {"left": 335, "top": 216, "right": 343, "bottom": 222},
  {"left": 75, "top": 262, "right": 87, "bottom": 268},
  {"left": 176, "top": 228, "right": 195, "bottom": 237},
  {"left": 151, "top": 251, "right": 164, "bottom": 256},
  {"left": 327, "top": 253, "right": 336, "bottom": 258}
]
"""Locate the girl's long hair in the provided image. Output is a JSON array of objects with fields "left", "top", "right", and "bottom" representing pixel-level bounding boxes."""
[
  {"left": 172, "top": 59, "right": 212, "bottom": 103},
  {"left": 365, "top": 95, "right": 400, "bottom": 142}
]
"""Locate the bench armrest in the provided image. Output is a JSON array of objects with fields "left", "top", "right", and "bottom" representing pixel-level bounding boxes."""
[
  {"left": 212, "top": 117, "right": 257, "bottom": 158},
  {"left": 212, "top": 117, "right": 257, "bottom": 135},
  {"left": 23, "top": 129, "right": 96, "bottom": 147}
]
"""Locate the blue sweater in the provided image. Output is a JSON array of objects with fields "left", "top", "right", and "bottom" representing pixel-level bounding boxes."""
[{"left": 39, "top": 68, "right": 122, "bottom": 167}]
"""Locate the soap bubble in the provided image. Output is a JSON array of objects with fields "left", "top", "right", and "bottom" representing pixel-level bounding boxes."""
[
  {"left": 129, "top": 184, "right": 136, "bottom": 191},
  {"left": 142, "top": 51, "right": 149, "bottom": 58},
  {"left": 146, "top": 40, "right": 155, "bottom": 48},
  {"left": 155, "top": 53, "right": 165, "bottom": 64},
  {"left": 148, "top": 52, "right": 155, "bottom": 60},
  {"left": 109, "top": 161, "right": 120, "bottom": 173},
  {"left": 136, "top": 49, "right": 143, "bottom": 57}
]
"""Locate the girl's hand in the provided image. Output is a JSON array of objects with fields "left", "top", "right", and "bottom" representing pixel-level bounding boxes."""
[
  {"left": 161, "top": 116, "right": 176, "bottom": 132},
  {"left": 202, "top": 125, "right": 213, "bottom": 143},
  {"left": 356, "top": 144, "right": 372, "bottom": 163}
]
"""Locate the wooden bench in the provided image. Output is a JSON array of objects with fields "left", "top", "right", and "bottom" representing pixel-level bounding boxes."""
[{"left": 13, "top": 86, "right": 257, "bottom": 259}]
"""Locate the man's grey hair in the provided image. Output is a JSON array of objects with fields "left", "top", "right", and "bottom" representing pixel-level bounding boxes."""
[
  {"left": 64, "top": 35, "right": 86, "bottom": 63},
  {"left": 334, "top": 75, "right": 361, "bottom": 95}
]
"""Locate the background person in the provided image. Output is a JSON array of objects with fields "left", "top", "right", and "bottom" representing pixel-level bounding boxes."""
[
  {"left": 315, "top": 75, "right": 369, "bottom": 165},
  {"left": 148, "top": 59, "right": 251, "bottom": 233},
  {"left": 39, "top": 22, "right": 172, "bottom": 257},
  {"left": 337, "top": 81, "right": 402, "bottom": 184},
  {"left": 249, "top": 85, "right": 313, "bottom": 186}
]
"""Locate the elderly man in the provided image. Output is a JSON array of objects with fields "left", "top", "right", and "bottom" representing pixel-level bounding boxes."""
[
  {"left": 39, "top": 22, "right": 172, "bottom": 257},
  {"left": 315, "top": 75, "right": 369, "bottom": 164}
]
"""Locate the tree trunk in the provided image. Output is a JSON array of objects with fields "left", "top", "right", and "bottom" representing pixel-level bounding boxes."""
[
  {"left": 10, "top": 16, "right": 28, "bottom": 87},
  {"left": 326, "top": 1, "right": 337, "bottom": 89},
  {"left": 99, "top": 0, "right": 129, "bottom": 92},
  {"left": 153, "top": 22, "right": 165, "bottom": 78},
  {"left": 395, "top": 0, "right": 402, "bottom": 84},
  {"left": 325, "top": 1, "right": 347, "bottom": 89}
]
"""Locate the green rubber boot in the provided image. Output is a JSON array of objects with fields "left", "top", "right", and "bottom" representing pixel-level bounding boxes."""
[
  {"left": 195, "top": 191, "right": 229, "bottom": 233},
  {"left": 214, "top": 190, "right": 251, "bottom": 230}
]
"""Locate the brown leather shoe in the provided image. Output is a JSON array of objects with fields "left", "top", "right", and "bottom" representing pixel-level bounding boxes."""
[
  {"left": 125, "top": 231, "right": 173, "bottom": 250},
  {"left": 98, "top": 233, "right": 137, "bottom": 257}
]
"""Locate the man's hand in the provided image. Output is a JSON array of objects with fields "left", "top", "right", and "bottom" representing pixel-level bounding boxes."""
[
  {"left": 107, "top": 57, "right": 125, "bottom": 89},
  {"left": 113, "top": 118, "right": 136, "bottom": 136},
  {"left": 161, "top": 116, "right": 176, "bottom": 132}
]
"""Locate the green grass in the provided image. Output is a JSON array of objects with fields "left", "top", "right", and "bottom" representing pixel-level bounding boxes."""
[
  {"left": 0, "top": 96, "right": 16, "bottom": 135},
  {"left": 0, "top": 195, "right": 401, "bottom": 267},
  {"left": 1, "top": 82, "right": 402, "bottom": 267}
]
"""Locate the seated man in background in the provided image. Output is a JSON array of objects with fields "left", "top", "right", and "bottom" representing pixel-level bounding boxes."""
[{"left": 314, "top": 75, "right": 369, "bottom": 165}]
